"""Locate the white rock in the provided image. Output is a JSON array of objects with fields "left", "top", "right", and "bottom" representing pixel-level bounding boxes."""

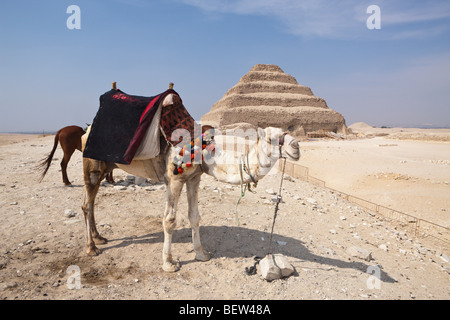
[
  {"left": 306, "top": 198, "right": 317, "bottom": 205},
  {"left": 329, "top": 229, "right": 337, "bottom": 235},
  {"left": 135, "top": 177, "right": 147, "bottom": 185},
  {"left": 346, "top": 246, "right": 372, "bottom": 261},
  {"left": 273, "top": 254, "right": 295, "bottom": 277},
  {"left": 259, "top": 254, "right": 294, "bottom": 281},
  {"left": 113, "top": 185, "right": 127, "bottom": 190},
  {"left": 64, "top": 209, "right": 77, "bottom": 218},
  {"left": 271, "top": 195, "right": 284, "bottom": 203},
  {"left": 259, "top": 255, "right": 281, "bottom": 281},
  {"left": 265, "top": 189, "right": 276, "bottom": 195},
  {"left": 378, "top": 244, "right": 388, "bottom": 251}
]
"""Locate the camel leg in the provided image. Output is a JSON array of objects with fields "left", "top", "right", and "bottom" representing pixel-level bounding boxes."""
[
  {"left": 162, "top": 179, "right": 184, "bottom": 272},
  {"left": 186, "top": 174, "right": 211, "bottom": 262},
  {"left": 81, "top": 159, "right": 107, "bottom": 256}
]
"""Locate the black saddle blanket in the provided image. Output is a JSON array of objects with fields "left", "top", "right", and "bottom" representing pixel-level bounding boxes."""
[{"left": 83, "top": 89, "right": 173, "bottom": 164}]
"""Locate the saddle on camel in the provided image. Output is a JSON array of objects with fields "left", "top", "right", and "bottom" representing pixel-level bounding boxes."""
[
  {"left": 83, "top": 82, "right": 213, "bottom": 167},
  {"left": 81, "top": 82, "right": 300, "bottom": 272}
]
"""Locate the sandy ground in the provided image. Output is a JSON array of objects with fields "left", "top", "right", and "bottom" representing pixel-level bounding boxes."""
[
  {"left": 0, "top": 132, "right": 449, "bottom": 300},
  {"left": 297, "top": 128, "right": 450, "bottom": 228}
]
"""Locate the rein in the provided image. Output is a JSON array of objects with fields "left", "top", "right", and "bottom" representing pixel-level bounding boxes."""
[
  {"left": 245, "top": 132, "right": 288, "bottom": 276},
  {"left": 235, "top": 153, "right": 256, "bottom": 226}
]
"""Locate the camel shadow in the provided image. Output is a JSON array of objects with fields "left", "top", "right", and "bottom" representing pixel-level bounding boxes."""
[{"left": 102, "top": 225, "right": 396, "bottom": 284}]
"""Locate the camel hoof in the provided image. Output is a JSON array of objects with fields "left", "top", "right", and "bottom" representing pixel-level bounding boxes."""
[
  {"left": 86, "top": 246, "right": 100, "bottom": 256},
  {"left": 94, "top": 236, "right": 107, "bottom": 245},
  {"left": 195, "top": 251, "right": 211, "bottom": 262},
  {"left": 162, "top": 262, "right": 180, "bottom": 273}
]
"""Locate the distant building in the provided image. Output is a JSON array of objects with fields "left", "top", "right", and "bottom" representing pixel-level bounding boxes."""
[{"left": 201, "top": 64, "right": 347, "bottom": 137}]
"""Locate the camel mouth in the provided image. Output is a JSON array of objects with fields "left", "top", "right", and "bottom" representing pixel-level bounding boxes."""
[
  {"left": 282, "top": 139, "right": 300, "bottom": 161},
  {"left": 284, "top": 149, "right": 300, "bottom": 161}
]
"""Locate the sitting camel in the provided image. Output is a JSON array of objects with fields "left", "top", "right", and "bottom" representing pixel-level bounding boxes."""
[{"left": 81, "top": 113, "right": 300, "bottom": 273}]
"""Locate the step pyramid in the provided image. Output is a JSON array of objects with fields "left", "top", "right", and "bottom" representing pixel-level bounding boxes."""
[{"left": 201, "top": 64, "right": 347, "bottom": 136}]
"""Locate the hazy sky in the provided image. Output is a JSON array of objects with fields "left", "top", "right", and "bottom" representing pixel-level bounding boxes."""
[{"left": 1, "top": 0, "right": 450, "bottom": 132}]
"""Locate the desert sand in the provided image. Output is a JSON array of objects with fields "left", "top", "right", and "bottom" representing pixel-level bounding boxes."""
[
  {"left": 297, "top": 125, "right": 450, "bottom": 228},
  {"left": 0, "top": 129, "right": 448, "bottom": 300}
]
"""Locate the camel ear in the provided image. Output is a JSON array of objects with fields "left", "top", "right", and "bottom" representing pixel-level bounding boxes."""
[{"left": 257, "top": 127, "right": 266, "bottom": 140}]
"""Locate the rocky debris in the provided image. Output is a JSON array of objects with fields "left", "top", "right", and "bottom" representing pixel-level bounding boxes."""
[
  {"left": 346, "top": 246, "right": 373, "bottom": 261},
  {"left": 64, "top": 209, "right": 77, "bottom": 218},
  {"left": 1, "top": 134, "right": 449, "bottom": 300},
  {"left": 440, "top": 254, "right": 450, "bottom": 263},
  {"left": 104, "top": 175, "right": 166, "bottom": 192}
]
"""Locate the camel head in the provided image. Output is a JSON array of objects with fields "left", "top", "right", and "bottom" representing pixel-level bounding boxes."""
[
  {"left": 200, "top": 126, "right": 300, "bottom": 184},
  {"left": 257, "top": 127, "right": 300, "bottom": 164}
]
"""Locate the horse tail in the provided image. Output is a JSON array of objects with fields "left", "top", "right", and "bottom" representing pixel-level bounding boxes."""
[{"left": 37, "top": 130, "right": 61, "bottom": 182}]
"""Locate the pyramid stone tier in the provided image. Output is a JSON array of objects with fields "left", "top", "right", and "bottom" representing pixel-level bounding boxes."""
[{"left": 201, "top": 64, "right": 346, "bottom": 136}]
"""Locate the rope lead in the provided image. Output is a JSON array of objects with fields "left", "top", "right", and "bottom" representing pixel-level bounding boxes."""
[{"left": 245, "top": 156, "right": 287, "bottom": 275}]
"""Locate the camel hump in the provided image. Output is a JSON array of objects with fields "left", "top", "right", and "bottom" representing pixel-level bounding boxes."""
[{"left": 81, "top": 125, "right": 91, "bottom": 152}]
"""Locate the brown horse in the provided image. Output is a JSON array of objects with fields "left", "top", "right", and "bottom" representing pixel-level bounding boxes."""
[{"left": 38, "top": 125, "right": 114, "bottom": 185}]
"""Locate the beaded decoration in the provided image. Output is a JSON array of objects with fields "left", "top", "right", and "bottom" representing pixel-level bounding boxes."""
[{"left": 172, "top": 129, "right": 215, "bottom": 175}]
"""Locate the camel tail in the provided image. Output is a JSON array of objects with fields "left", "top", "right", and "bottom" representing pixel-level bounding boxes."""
[{"left": 37, "top": 130, "right": 60, "bottom": 182}]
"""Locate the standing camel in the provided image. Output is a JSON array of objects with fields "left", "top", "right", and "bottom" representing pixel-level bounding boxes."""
[
  {"left": 38, "top": 125, "right": 114, "bottom": 186},
  {"left": 82, "top": 112, "right": 300, "bottom": 272}
]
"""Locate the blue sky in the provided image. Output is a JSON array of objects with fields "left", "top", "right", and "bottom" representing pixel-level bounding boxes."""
[{"left": 1, "top": 0, "right": 449, "bottom": 132}]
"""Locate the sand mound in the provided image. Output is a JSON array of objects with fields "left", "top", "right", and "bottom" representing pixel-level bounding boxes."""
[{"left": 348, "top": 122, "right": 374, "bottom": 130}]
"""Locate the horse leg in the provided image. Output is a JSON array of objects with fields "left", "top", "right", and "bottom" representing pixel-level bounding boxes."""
[
  {"left": 162, "top": 179, "right": 184, "bottom": 272},
  {"left": 61, "top": 149, "right": 74, "bottom": 186},
  {"left": 105, "top": 171, "right": 115, "bottom": 183},
  {"left": 81, "top": 158, "right": 107, "bottom": 256},
  {"left": 186, "top": 174, "right": 211, "bottom": 262}
]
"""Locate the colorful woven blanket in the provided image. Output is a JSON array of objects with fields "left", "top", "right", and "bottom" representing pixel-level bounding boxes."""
[{"left": 83, "top": 88, "right": 195, "bottom": 164}]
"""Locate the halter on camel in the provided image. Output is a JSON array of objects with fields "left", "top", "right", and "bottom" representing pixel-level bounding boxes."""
[{"left": 235, "top": 132, "right": 288, "bottom": 225}]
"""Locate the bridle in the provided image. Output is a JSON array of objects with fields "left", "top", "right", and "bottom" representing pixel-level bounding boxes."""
[
  {"left": 236, "top": 131, "right": 288, "bottom": 226},
  {"left": 278, "top": 132, "right": 288, "bottom": 159},
  {"left": 242, "top": 131, "right": 288, "bottom": 187}
]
